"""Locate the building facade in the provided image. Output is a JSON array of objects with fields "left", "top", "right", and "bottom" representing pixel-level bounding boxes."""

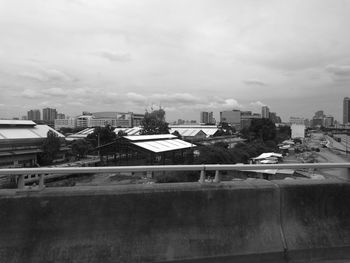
[
  {"left": 54, "top": 118, "right": 77, "bottom": 130},
  {"left": 0, "top": 120, "right": 66, "bottom": 169},
  {"left": 240, "top": 112, "right": 261, "bottom": 129},
  {"left": 27, "top": 109, "right": 41, "bottom": 121},
  {"left": 220, "top": 110, "right": 241, "bottom": 130},
  {"left": 262, "top": 106, "right": 270, "bottom": 119},
  {"left": 290, "top": 117, "right": 305, "bottom": 125},
  {"left": 324, "top": 116, "right": 334, "bottom": 128},
  {"left": 54, "top": 111, "right": 145, "bottom": 129},
  {"left": 57, "top": 113, "right": 66, "bottom": 119},
  {"left": 43, "top": 108, "right": 57, "bottom": 123},
  {"left": 200, "top": 111, "right": 215, "bottom": 124}
]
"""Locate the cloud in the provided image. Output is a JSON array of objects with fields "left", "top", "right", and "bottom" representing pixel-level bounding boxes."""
[
  {"left": 93, "top": 50, "right": 131, "bottom": 62},
  {"left": 45, "top": 69, "right": 76, "bottom": 82},
  {"left": 127, "top": 92, "right": 147, "bottom": 102},
  {"left": 42, "top": 87, "right": 67, "bottom": 97},
  {"left": 151, "top": 93, "right": 200, "bottom": 104},
  {"left": 38, "top": 101, "right": 63, "bottom": 108},
  {"left": 326, "top": 64, "right": 350, "bottom": 81},
  {"left": 248, "top": 101, "right": 266, "bottom": 113},
  {"left": 250, "top": 101, "right": 266, "bottom": 107},
  {"left": 243, "top": 79, "right": 266, "bottom": 86},
  {"left": 21, "top": 89, "right": 44, "bottom": 99},
  {"left": 67, "top": 101, "right": 85, "bottom": 106},
  {"left": 19, "top": 69, "right": 76, "bottom": 83},
  {"left": 221, "top": 98, "right": 243, "bottom": 109},
  {"left": 19, "top": 72, "right": 47, "bottom": 82}
]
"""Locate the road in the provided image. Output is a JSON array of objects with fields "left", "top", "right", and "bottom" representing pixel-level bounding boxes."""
[{"left": 307, "top": 133, "right": 350, "bottom": 180}]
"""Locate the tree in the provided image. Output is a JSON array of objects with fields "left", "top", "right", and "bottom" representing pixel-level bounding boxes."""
[
  {"left": 276, "top": 125, "right": 291, "bottom": 143},
  {"left": 140, "top": 108, "right": 170, "bottom": 135},
  {"left": 59, "top": 127, "right": 86, "bottom": 135},
  {"left": 242, "top": 118, "right": 276, "bottom": 142},
  {"left": 71, "top": 139, "right": 91, "bottom": 159},
  {"left": 87, "top": 124, "right": 117, "bottom": 147},
  {"left": 39, "top": 130, "right": 61, "bottom": 165},
  {"left": 214, "top": 122, "right": 236, "bottom": 136}
]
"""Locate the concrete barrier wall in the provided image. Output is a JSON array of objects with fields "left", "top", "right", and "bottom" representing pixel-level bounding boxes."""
[
  {"left": 279, "top": 179, "right": 350, "bottom": 262},
  {"left": 0, "top": 179, "right": 349, "bottom": 263}
]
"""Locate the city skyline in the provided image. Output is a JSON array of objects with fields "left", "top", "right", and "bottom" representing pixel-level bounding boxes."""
[
  {"left": 1, "top": 0, "right": 350, "bottom": 122},
  {"left": 1, "top": 103, "right": 343, "bottom": 124}
]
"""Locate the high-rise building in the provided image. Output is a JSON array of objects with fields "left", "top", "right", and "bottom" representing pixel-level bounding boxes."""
[
  {"left": 27, "top": 109, "right": 41, "bottom": 121},
  {"left": 42, "top": 108, "right": 57, "bottom": 123},
  {"left": 262, "top": 106, "right": 270, "bottom": 119},
  {"left": 200, "top": 111, "right": 215, "bottom": 124},
  {"left": 343, "top": 97, "right": 350, "bottom": 125},
  {"left": 200, "top": 112, "right": 209, "bottom": 124}
]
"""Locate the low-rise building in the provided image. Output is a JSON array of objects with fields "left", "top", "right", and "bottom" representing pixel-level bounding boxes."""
[
  {"left": 220, "top": 110, "right": 241, "bottom": 130},
  {"left": 0, "top": 120, "right": 67, "bottom": 168},
  {"left": 54, "top": 118, "right": 77, "bottom": 130}
]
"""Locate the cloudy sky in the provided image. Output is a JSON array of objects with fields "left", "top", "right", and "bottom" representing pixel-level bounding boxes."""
[{"left": 1, "top": 0, "right": 350, "bottom": 122}]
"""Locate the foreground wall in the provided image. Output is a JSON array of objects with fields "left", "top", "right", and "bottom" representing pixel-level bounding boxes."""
[{"left": 0, "top": 179, "right": 349, "bottom": 263}]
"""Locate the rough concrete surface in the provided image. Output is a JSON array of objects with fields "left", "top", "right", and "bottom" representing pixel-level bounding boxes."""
[{"left": 0, "top": 179, "right": 349, "bottom": 262}]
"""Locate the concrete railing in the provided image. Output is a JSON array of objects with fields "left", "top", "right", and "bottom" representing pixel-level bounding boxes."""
[
  {"left": 0, "top": 163, "right": 349, "bottom": 189},
  {"left": 1, "top": 164, "right": 350, "bottom": 262}
]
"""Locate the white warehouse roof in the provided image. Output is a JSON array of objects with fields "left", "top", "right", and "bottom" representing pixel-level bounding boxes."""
[
  {"left": 124, "top": 134, "right": 176, "bottom": 141},
  {"left": 169, "top": 126, "right": 218, "bottom": 137},
  {"left": 131, "top": 139, "right": 195, "bottom": 153},
  {"left": 0, "top": 124, "right": 64, "bottom": 140}
]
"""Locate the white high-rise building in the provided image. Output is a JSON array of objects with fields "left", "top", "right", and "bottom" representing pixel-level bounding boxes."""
[{"left": 262, "top": 106, "right": 270, "bottom": 119}]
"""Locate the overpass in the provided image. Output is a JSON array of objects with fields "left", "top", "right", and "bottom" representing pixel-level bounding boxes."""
[{"left": 0, "top": 164, "right": 350, "bottom": 262}]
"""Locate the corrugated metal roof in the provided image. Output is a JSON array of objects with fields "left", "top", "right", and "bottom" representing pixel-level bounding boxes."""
[
  {"left": 131, "top": 139, "right": 195, "bottom": 153},
  {"left": 170, "top": 127, "right": 218, "bottom": 137},
  {"left": 114, "top": 127, "right": 141, "bottom": 136},
  {"left": 76, "top": 128, "right": 95, "bottom": 135},
  {"left": 0, "top": 125, "right": 64, "bottom": 140},
  {"left": 201, "top": 128, "right": 218, "bottom": 136},
  {"left": 0, "top": 120, "right": 36, "bottom": 126},
  {"left": 125, "top": 134, "right": 176, "bottom": 141}
]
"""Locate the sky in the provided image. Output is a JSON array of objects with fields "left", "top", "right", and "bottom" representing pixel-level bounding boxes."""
[{"left": 1, "top": 0, "right": 350, "bottom": 123}]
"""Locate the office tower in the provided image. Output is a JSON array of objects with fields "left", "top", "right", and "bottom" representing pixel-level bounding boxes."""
[
  {"left": 42, "top": 108, "right": 57, "bottom": 122},
  {"left": 200, "top": 111, "right": 214, "bottom": 124},
  {"left": 27, "top": 109, "right": 41, "bottom": 121},
  {"left": 200, "top": 112, "right": 209, "bottom": 124},
  {"left": 262, "top": 106, "right": 270, "bottom": 119}
]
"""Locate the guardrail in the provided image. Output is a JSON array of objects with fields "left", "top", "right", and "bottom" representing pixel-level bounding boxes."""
[{"left": 0, "top": 163, "right": 350, "bottom": 190}]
